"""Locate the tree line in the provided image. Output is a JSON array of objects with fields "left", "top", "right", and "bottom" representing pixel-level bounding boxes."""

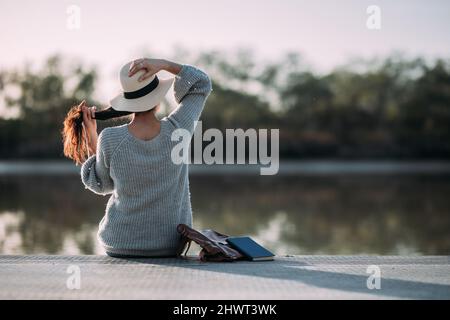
[{"left": 0, "top": 51, "right": 449, "bottom": 160}]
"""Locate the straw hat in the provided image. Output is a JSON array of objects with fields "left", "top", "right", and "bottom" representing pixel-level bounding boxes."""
[{"left": 110, "top": 61, "right": 174, "bottom": 112}]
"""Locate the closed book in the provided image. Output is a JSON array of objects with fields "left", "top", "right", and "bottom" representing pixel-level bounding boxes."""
[{"left": 226, "top": 237, "right": 275, "bottom": 261}]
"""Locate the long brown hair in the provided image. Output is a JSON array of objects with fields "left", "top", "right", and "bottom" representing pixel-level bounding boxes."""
[{"left": 61, "top": 104, "right": 133, "bottom": 165}]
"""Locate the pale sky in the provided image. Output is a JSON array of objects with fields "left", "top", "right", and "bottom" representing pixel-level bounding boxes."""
[{"left": 1, "top": 0, "right": 449, "bottom": 114}]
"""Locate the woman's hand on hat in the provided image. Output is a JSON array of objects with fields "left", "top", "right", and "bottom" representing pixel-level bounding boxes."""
[{"left": 128, "top": 58, "right": 167, "bottom": 82}]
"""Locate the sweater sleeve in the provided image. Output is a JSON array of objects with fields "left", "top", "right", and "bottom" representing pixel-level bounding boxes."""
[
  {"left": 80, "top": 130, "right": 114, "bottom": 196},
  {"left": 167, "top": 65, "right": 212, "bottom": 134}
]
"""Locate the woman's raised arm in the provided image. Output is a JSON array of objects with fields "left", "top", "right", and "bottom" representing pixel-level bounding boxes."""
[{"left": 128, "top": 58, "right": 212, "bottom": 134}]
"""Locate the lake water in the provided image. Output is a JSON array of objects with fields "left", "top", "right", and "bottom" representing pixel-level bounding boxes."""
[{"left": 1, "top": 161, "right": 449, "bottom": 255}]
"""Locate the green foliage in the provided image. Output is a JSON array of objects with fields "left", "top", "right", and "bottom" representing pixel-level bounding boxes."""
[
  {"left": 0, "top": 55, "right": 97, "bottom": 158},
  {"left": 0, "top": 52, "right": 449, "bottom": 159},
  {"left": 203, "top": 81, "right": 275, "bottom": 130}
]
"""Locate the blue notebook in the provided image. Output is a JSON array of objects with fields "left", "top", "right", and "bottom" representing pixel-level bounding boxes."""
[{"left": 227, "top": 237, "right": 275, "bottom": 261}]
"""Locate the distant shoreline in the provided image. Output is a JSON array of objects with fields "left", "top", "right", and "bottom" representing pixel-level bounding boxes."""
[{"left": 1, "top": 160, "right": 450, "bottom": 176}]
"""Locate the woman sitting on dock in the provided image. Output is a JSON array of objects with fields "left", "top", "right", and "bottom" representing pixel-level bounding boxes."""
[{"left": 61, "top": 58, "right": 212, "bottom": 258}]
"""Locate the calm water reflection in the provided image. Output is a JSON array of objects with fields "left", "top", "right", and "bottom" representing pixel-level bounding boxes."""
[{"left": 0, "top": 173, "right": 449, "bottom": 255}]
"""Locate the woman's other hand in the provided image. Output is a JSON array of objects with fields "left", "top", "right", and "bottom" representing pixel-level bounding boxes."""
[{"left": 80, "top": 100, "right": 98, "bottom": 154}]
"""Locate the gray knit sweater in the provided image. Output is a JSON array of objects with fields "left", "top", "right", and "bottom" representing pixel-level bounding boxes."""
[{"left": 80, "top": 65, "right": 212, "bottom": 256}]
